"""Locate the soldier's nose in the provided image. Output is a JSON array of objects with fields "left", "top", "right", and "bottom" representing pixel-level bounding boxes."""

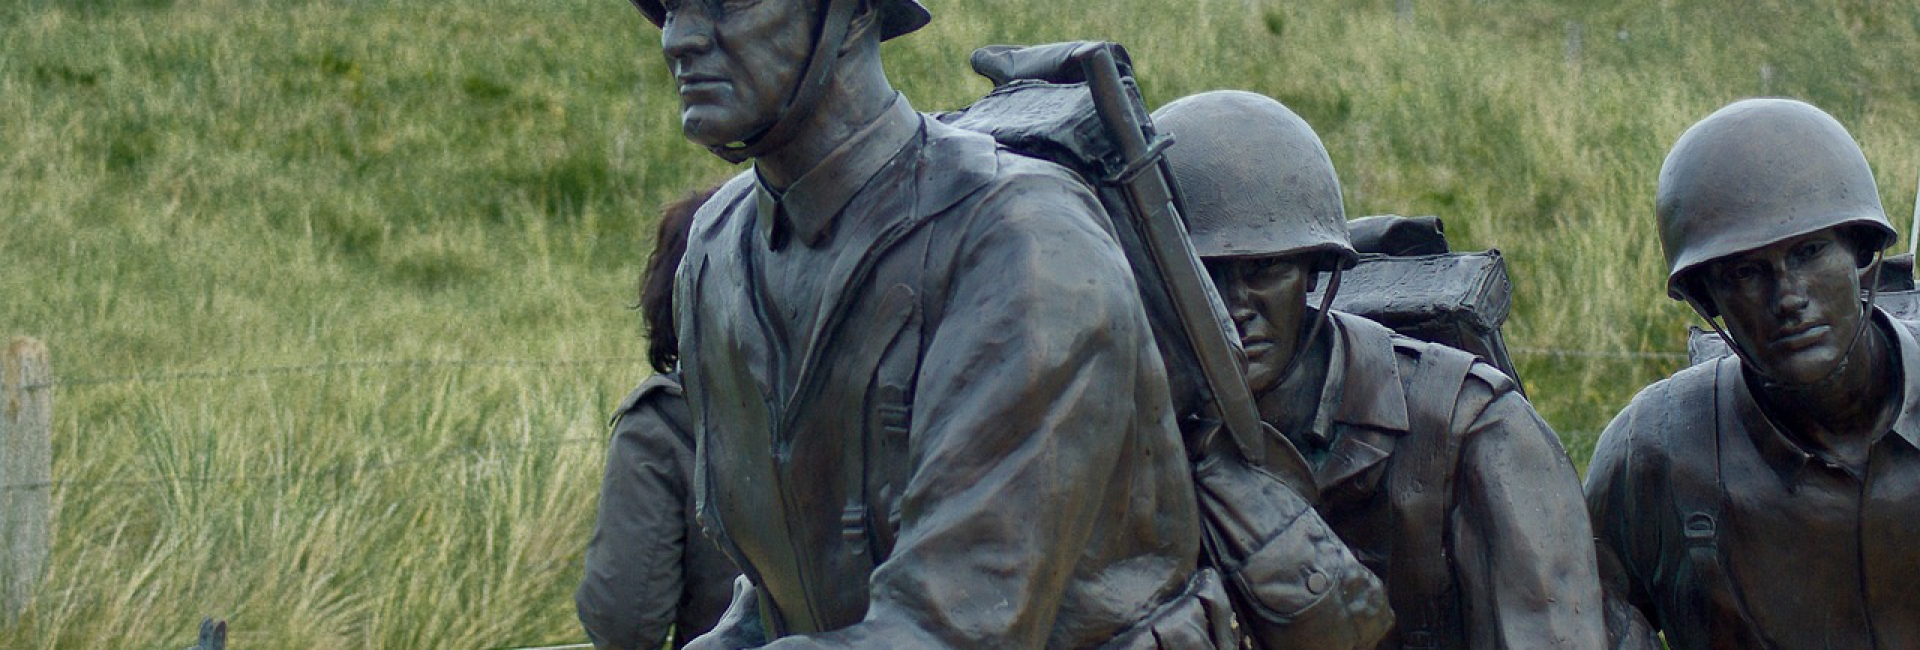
[
  {"left": 662, "top": 13, "right": 715, "bottom": 60},
  {"left": 1228, "top": 301, "right": 1258, "bottom": 332},
  {"left": 1774, "top": 277, "right": 1811, "bottom": 316}
]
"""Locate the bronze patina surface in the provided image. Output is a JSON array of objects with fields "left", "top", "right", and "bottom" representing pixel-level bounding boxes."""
[
  {"left": 629, "top": 2, "right": 1231, "bottom": 648},
  {"left": 1589, "top": 98, "right": 1920, "bottom": 650},
  {"left": 1158, "top": 90, "right": 1607, "bottom": 650}
]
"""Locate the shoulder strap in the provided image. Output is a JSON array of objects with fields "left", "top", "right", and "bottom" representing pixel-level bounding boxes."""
[
  {"left": 858, "top": 231, "right": 933, "bottom": 563},
  {"left": 1662, "top": 358, "right": 1771, "bottom": 649},
  {"left": 844, "top": 175, "right": 947, "bottom": 565},
  {"left": 1386, "top": 344, "right": 1476, "bottom": 650}
]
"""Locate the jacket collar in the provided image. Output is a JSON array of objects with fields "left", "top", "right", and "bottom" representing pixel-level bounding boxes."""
[
  {"left": 1329, "top": 311, "right": 1413, "bottom": 434},
  {"left": 755, "top": 93, "right": 919, "bottom": 249},
  {"left": 1308, "top": 312, "right": 1414, "bottom": 493},
  {"left": 1884, "top": 308, "right": 1920, "bottom": 450},
  {"left": 716, "top": 106, "right": 1001, "bottom": 438}
]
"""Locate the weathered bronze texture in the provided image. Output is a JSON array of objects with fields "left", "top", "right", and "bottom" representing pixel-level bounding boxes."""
[
  {"left": 634, "top": 2, "right": 1232, "bottom": 647},
  {"left": 1156, "top": 90, "right": 1356, "bottom": 271},
  {"left": 939, "top": 49, "right": 1392, "bottom": 648},
  {"left": 1159, "top": 90, "right": 1607, "bottom": 650},
  {"left": 1655, "top": 98, "right": 1894, "bottom": 304},
  {"left": 1588, "top": 98, "right": 1920, "bottom": 650}
]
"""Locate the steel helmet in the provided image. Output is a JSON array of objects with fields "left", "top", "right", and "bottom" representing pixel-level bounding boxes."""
[
  {"left": 626, "top": 0, "right": 930, "bottom": 41},
  {"left": 1153, "top": 90, "right": 1357, "bottom": 270},
  {"left": 1658, "top": 98, "right": 1895, "bottom": 302}
]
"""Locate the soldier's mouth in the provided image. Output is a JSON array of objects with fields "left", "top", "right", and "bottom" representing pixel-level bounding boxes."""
[
  {"left": 677, "top": 74, "right": 729, "bottom": 96},
  {"left": 1771, "top": 324, "right": 1830, "bottom": 351}
]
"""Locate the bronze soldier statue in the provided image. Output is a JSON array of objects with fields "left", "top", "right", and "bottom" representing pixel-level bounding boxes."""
[
  {"left": 577, "top": 184, "right": 739, "bottom": 650},
  {"left": 1154, "top": 90, "right": 1608, "bottom": 650},
  {"left": 623, "top": 1, "right": 1248, "bottom": 647},
  {"left": 1587, "top": 98, "right": 1920, "bottom": 650}
]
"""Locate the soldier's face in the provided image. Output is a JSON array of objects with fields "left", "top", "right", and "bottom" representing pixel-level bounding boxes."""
[
  {"left": 1208, "top": 256, "right": 1311, "bottom": 396},
  {"left": 1702, "top": 229, "right": 1869, "bottom": 384},
  {"left": 660, "top": 0, "right": 815, "bottom": 147}
]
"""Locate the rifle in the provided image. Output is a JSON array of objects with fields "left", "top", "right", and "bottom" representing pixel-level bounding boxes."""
[
  {"left": 952, "top": 44, "right": 1393, "bottom": 647},
  {"left": 1071, "top": 45, "right": 1316, "bottom": 498}
]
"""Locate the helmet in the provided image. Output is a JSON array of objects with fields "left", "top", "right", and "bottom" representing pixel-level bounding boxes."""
[
  {"left": 626, "top": 0, "right": 930, "bottom": 41},
  {"left": 1658, "top": 98, "right": 1895, "bottom": 302},
  {"left": 1153, "top": 90, "right": 1356, "bottom": 270}
]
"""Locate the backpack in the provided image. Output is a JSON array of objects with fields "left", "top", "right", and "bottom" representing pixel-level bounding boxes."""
[
  {"left": 939, "top": 41, "right": 1392, "bottom": 650},
  {"left": 1325, "top": 215, "right": 1524, "bottom": 390}
]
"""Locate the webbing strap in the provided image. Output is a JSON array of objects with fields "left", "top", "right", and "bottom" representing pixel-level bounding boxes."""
[
  {"left": 1386, "top": 345, "right": 1474, "bottom": 650},
  {"left": 1663, "top": 357, "right": 1769, "bottom": 649}
]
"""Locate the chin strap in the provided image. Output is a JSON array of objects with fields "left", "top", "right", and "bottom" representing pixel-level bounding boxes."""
[
  {"left": 1274, "top": 266, "right": 1343, "bottom": 388},
  {"left": 706, "top": 0, "right": 860, "bottom": 164},
  {"left": 1690, "top": 250, "right": 1884, "bottom": 390}
]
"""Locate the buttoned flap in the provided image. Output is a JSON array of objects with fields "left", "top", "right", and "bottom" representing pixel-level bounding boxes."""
[
  {"left": 1315, "top": 426, "right": 1395, "bottom": 501},
  {"left": 1195, "top": 453, "right": 1392, "bottom": 649},
  {"left": 1228, "top": 505, "right": 1394, "bottom": 649}
]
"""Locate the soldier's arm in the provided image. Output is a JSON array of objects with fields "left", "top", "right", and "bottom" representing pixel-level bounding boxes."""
[
  {"left": 577, "top": 388, "right": 696, "bottom": 650},
  {"left": 1448, "top": 376, "right": 1609, "bottom": 650},
  {"left": 759, "top": 174, "right": 1166, "bottom": 649},
  {"left": 1583, "top": 400, "right": 1663, "bottom": 650}
]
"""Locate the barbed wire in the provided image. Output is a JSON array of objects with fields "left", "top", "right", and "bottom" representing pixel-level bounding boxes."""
[
  {"left": 5, "top": 349, "right": 1681, "bottom": 495},
  {"left": 1, "top": 434, "right": 604, "bottom": 494},
  {"left": 1510, "top": 346, "right": 1688, "bottom": 361},
  {"left": 20, "top": 356, "right": 651, "bottom": 392},
  {"left": 17, "top": 346, "right": 1692, "bottom": 394}
]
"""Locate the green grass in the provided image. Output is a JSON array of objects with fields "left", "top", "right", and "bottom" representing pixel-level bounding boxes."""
[{"left": 4, "top": 0, "right": 1919, "bottom": 646}]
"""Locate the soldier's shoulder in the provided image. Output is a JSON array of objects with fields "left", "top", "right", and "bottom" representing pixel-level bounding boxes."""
[
  {"left": 982, "top": 151, "right": 1100, "bottom": 210},
  {"left": 1618, "top": 361, "right": 1716, "bottom": 424},
  {"left": 1371, "top": 325, "right": 1517, "bottom": 398},
  {"left": 919, "top": 118, "right": 1090, "bottom": 193},
  {"left": 685, "top": 172, "right": 758, "bottom": 241},
  {"left": 1592, "top": 361, "right": 1719, "bottom": 469},
  {"left": 610, "top": 372, "right": 686, "bottom": 423}
]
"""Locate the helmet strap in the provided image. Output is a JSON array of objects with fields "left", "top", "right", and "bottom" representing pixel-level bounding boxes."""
[
  {"left": 1274, "top": 266, "right": 1343, "bottom": 387},
  {"left": 706, "top": 0, "right": 860, "bottom": 164}
]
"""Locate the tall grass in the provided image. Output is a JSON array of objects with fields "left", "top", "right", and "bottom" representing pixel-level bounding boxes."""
[{"left": 4, "top": 0, "right": 1919, "bottom": 646}]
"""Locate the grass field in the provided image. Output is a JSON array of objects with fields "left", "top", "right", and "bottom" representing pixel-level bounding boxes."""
[{"left": 4, "top": 0, "right": 1920, "bottom": 647}]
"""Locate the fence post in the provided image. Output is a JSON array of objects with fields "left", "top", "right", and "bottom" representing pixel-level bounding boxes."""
[
  {"left": 1565, "top": 20, "right": 1585, "bottom": 67},
  {"left": 1, "top": 337, "right": 51, "bottom": 623}
]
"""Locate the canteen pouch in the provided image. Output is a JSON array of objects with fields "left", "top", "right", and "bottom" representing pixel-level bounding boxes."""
[{"left": 1193, "top": 441, "right": 1393, "bottom": 650}]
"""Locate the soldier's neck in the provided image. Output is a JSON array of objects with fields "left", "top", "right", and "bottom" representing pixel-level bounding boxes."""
[
  {"left": 754, "top": 52, "right": 895, "bottom": 191},
  {"left": 1755, "top": 314, "right": 1900, "bottom": 467}
]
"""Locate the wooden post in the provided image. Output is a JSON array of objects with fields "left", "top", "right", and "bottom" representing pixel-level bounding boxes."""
[
  {"left": 1, "top": 337, "right": 51, "bottom": 623},
  {"left": 1565, "top": 20, "right": 1585, "bottom": 67}
]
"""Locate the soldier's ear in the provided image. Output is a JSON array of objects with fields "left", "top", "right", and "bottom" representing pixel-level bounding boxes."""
[
  {"left": 1697, "top": 281, "right": 1728, "bottom": 320},
  {"left": 841, "top": 0, "right": 879, "bottom": 51},
  {"left": 1682, "top": 272, "right": 1722, "bottom": 319}
]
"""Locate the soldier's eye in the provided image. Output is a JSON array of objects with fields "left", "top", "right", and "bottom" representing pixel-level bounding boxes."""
[
  {"left": 1721, "top": 262, "right": 1761, "bottom": 283},
  {"left": 1791, "top": 240, "right": 1829, "bottom": 263},
  {"left": 1246, "top": 261, "right": 1297, "bottom": 284}
]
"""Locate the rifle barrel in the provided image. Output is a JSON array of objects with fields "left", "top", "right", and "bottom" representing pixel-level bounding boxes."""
[{"left": 1077, "top": 46, "right": 1316, "bottom": 494}]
